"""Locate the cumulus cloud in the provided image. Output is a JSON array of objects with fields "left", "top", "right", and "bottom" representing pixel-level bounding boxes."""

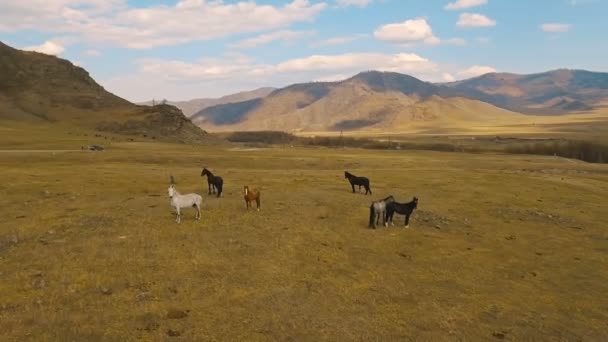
[
  {"left": 541, "top": 23, "right": 571, "bottom": 33},
  {"left": 442, "top": 73, "right": 456, "bottom": 82},
  {"left": 101, "top": 52, "right": 442, "bottom": 101},
  {"left": 22, "top": 40, "right": 65, "bottom": 55},
  {"left": 374, "top": 18, "right": 440, "bottom": 45},
  {"left": 336, "top": 0, "right": 373, "bottom": 7},
  {"left": 445, "top": 37, "right": 467, "bottom": 46},
  {"left": 444, "top": 0, "right": 487, "bottom": 10},
  {"left": 0, "top": 0, "right": 327, "bottom": 49},
  {"left": 458, "top": 65, "right": 496, "bottom": 78},
  {"left": 311, "top": 34, "right": 368, "bottom": 48},
  {"left": 231, "top": 30, "right": 315, "bottom": 49},
  {"left": 456, "top": 13, "right": 496, "bottom": 27}
]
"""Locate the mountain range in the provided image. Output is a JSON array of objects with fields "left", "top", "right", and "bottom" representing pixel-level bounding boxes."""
[
  {"left": 190, "top": 69, "right": 608, "bottom": 132},
  {"left": 139, "top": 87, "right": 275, "bottom": 117},
  {"left": 2, "top": 40, "right": 607, "bottom": 135}
]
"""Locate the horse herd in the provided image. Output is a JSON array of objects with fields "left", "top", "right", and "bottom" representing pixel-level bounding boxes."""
[{"left": 168, "top": 168, "right": 418, "bottom": 228}]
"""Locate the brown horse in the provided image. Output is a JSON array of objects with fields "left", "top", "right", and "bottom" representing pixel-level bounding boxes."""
[{"left": 243, "top": 186, "right": 261, "bottom": 211}]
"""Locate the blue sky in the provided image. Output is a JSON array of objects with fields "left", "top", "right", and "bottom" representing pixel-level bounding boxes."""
[{"left": 1, "top": 0, "right": 606, "bottom": 101}]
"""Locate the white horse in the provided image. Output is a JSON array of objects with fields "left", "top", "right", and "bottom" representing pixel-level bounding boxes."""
[{"left": 167, "top": 184, "right": 202, "bottom": 224}]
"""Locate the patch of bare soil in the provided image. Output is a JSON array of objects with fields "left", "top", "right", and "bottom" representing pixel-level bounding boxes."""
[{"left": 493, "top": 207, "right": 580, "bottom": 228}]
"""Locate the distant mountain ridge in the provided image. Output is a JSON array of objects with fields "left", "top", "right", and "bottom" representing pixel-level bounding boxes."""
[
  {"left": 0, "top": 41, "right": 211, "bottom": 143},
  {"left": 190, "top": 69, "right": 608, "bottom": 132},
  {"left": 446, "top": 69, "right": 608, "bottom": 114},
  {"left": 139, "top": 87, "right": 275, "bottom": 117}
]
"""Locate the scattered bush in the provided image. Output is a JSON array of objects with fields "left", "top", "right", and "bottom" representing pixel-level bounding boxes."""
[
  {"left": 226, "top": 131, "right": 297, "bottom": 144},
  {"left": 505, "top": 140, "right": 607, "bottom": 163},
  {"left": 225, "top": 131, "right": 607, "bottom": 163}
]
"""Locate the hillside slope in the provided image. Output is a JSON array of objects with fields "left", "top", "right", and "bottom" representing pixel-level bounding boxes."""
[
  {"left": 0, "top": 41, "right": 211, "bottom": 143},
  {"left": 191, "top": 71, "right": 525, "bottom": 132}
]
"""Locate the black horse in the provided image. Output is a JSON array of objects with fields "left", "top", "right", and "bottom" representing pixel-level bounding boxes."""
[
  {"left": 201, "top": 168, "right": 223, "bottom": 198},
  {"left": 344, "top": 171, "right": 372, "bottom": 195},
  {"left": 385, "top": 197, "right": 418, "bottom": 227}
]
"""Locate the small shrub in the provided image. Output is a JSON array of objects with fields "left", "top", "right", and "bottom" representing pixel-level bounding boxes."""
[{"left": 505, "top": 140, "right": 608, "bottom": 163}]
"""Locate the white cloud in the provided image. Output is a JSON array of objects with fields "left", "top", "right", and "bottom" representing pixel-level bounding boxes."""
[
  {"left": 0, "top": 0, "right": 327, "bottom": 49},
  {"left": 311, "top": 34, "right": 368, "bottom": 47},
  {"left": 445, "top": 0, "right": 487, "bottom": 10},
  {"left": 101, "top": 51, "right": 442, "bottom": 101},
  {"left": 445, "top": 37, "right": 467, "bottom": 46},
  {"left": 569, "top": 0, "right": 598, "bottom": 5},
  {"left": 541, "top": 23, "right": 571, "bottom": 33},
  {"left": 313, "top": 74, "right": 349, "bottom": 82},
  {"left": 274, "top": 52, "right": 437, "bottom": 73},
  {"left": 336, "top": 0, "right": 373, "bottom": 7},
  {"left": 22, "top": 40, "right": 65, "bottom": 55},
  {"left": 456, "top": 13, "right": 496, "bottom": 27},
  {"left": 442, "top": 73, "right": 456, "bottom": 82},
  {"left": 458, "top": 65, "right": 496, "bottom": 78},
  {"left": 374, "top": 18, "right": 440, "bottom": 45},
  {"left": 231, "top": 30, "right": 315, "bottom": 49},
  {"left": 84, "top": 49, "right": 101, "bottom": 56}
]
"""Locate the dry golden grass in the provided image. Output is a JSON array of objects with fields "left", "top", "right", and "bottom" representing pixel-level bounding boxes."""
[
  {"left": 1, "top": 123, "right": 608, "bottom": 340},
  {"left": 299, "top": 108, "right": 608, "bottom": 143}
]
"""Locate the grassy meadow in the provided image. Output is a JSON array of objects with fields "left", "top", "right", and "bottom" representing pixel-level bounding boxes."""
[{"left": 1, "top": 123, "right": 608, "bottom": 340}]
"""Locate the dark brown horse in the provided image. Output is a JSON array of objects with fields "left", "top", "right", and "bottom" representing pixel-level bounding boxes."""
[
  {"left": 201, "top": 168, "right": 223, "bottom": 198},
  {"left": 243, "top": 186, "right": 261, "bottom": 211}
]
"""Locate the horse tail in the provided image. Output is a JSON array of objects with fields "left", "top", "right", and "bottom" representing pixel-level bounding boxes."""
[
  {"left": 216, "top": 178, "right": 223, "bottom": 197},
  {"left": 369, "top": 203, "right": 375, "bottom": 227}
]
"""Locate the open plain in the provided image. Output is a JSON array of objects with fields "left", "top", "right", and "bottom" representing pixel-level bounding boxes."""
[{"left": 1, "top": 124, "right": 607, "bottom": 340}]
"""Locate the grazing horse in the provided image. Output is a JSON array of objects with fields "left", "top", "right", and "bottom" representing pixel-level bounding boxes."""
[
  {"left": 385, "top": 197, "right": 419, "bottom": 227},
  {"left": 369, "top": 195, "right": 395, "bottom": 229},
  {"left": 168, "top": 184, "right": 202, "bottom": 224},
  {"left": 344, "top": 171, "right": 372, "bottom": 195},
  {"left": 243, "top": 186, "right": 261, "bottom": 211},
  {"left": 201, "top": 168, "right": 223, "bottom": 198}
]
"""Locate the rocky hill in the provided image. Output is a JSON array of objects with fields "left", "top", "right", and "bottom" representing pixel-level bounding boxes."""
[{"left": 0, "top": 41, "right": 211, "bottom": 143}]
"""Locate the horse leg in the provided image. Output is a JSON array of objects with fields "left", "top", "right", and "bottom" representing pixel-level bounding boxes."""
[
  {"left": 405, "top": 214, "right": 410, "bottom": 228},
  {"left": 208, "top": 182, "right": 212, "bottom": 195},
  {"left": 256, "top": 198, "right": 260, "bottom": 211},
  {"left": 351, "top": 183, "right": 356, "bottom": 193},
  {"left": 384, "top": 210, "right": 390, "bottom": 227},
  {"left": 176, "top": 207, "right": 181, "bottom": 224},
  {"left": 245, "top": 200, "right": 249, "bottom": 210},
  {"left": 196, "top": 204, "right": 201, "bottom": 220},
  {"left": 369, "top": 206, "right": 375, "bottom": 228}
]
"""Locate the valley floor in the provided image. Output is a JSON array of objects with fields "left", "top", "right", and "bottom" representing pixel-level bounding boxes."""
[{"left": 1, "top": 126, "right": 607, "bottom": 340}]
